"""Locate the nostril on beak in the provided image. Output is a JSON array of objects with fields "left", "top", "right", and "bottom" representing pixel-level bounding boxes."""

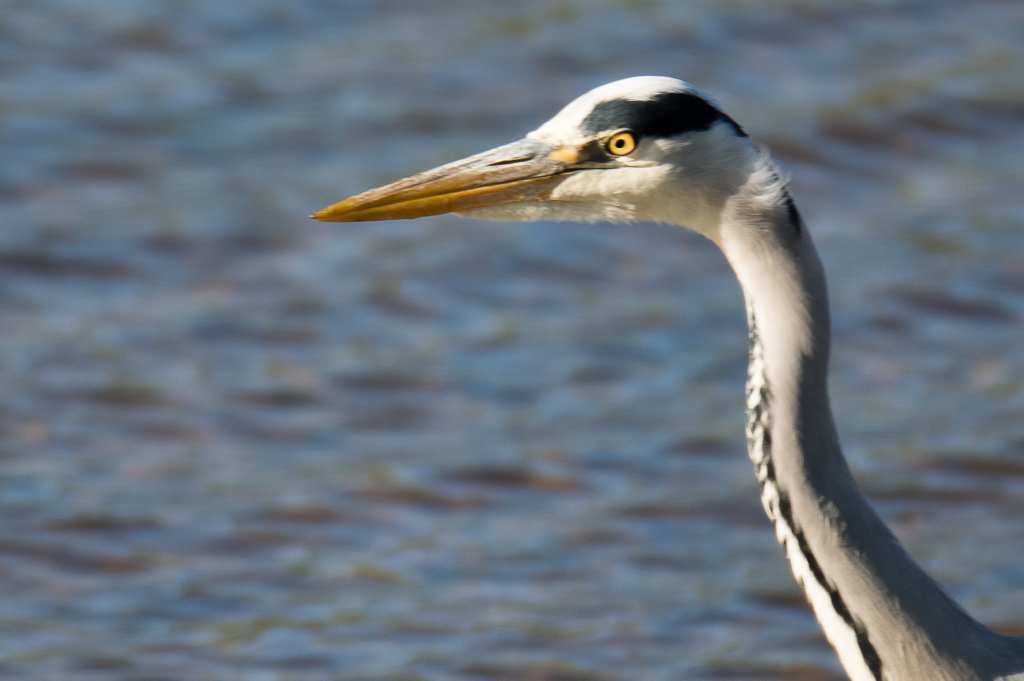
[{"left": 485, "top": 156, "right": 532, "bottom": 167}]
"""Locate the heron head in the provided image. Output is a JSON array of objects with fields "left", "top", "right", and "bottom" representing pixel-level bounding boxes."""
[{"left": 313, "top": 77, "right": 758, "bottom": 238}]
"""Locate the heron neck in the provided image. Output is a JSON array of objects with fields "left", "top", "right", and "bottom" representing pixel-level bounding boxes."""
[{"left": 714, "top": 184, "right": 1022, "bottom": 681}]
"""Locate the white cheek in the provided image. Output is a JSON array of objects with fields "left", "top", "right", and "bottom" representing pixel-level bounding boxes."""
[
  {"left": 458, "top": 165, "right": 676, "bottom": 225},
  {"left": 551, "top": 166, "right": 672, "bottom": 203}
]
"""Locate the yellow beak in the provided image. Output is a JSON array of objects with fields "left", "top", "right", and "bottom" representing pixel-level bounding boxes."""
[{"left": 312, "top": 138, "right": 581, "bottom": 222}]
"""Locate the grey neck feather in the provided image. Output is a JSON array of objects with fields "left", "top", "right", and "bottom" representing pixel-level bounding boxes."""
[{"left": 713, "top": 159, "right": 1024, "bottom": 681}]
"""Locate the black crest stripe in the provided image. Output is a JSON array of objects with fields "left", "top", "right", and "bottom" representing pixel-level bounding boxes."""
[
  {"left": 782, "top": 189, "right": 802, "bottom": 237},
  {"left": 581, "top": 91, "right": 747, "bottom": 139}
]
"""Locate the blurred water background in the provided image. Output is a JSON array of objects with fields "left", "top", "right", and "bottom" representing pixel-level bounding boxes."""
[{"left": 0, "top": 0, "right": 1023, "bottom": 679}]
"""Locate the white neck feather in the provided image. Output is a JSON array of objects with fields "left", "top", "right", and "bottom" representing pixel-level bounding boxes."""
[{"left": 710, "top": 157, "right": 1024, "bottom": 681}]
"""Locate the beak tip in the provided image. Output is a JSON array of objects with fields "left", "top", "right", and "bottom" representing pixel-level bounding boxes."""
[{"left": 311, "top": 206, "right": 346, "bottom": 222}]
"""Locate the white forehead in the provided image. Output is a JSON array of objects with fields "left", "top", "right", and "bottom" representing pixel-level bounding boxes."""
[{"left": 530, "top": 76, "right": 703, "bottom": 142}]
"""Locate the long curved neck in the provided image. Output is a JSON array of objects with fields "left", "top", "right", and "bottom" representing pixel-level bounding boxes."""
[{"left": 713, "top": 168, "right": 1024, "bottom": 681}]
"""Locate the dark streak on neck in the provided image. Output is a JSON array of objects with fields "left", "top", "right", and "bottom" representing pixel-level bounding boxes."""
[
  {"left": 775, "top": 491, "right": 884, "bottom": 680},
  {"left": 746, "top": 311, "right": 882, "bottom": 681}
]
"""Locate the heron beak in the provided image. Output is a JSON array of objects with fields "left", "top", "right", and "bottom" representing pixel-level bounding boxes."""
[{"left": 312, "top": 138, "right": 580, "bottom": 222}]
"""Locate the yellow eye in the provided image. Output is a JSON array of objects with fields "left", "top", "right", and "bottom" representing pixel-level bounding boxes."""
[{"left": 606, "top": 131, "right": 636, "bottom": 156}]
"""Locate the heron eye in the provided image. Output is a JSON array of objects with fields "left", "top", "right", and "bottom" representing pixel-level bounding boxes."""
[{"left": 605, "top": 131, "right": 636, "bottom": 156}]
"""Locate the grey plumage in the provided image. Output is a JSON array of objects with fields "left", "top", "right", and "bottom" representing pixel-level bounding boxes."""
[{"left": 314, "top": 76, "right": 1024, "bottom": 681}]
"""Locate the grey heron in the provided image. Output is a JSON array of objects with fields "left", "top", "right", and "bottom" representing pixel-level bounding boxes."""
[{"left": 313, "top": 77, "right": 1024, "bottom": 681}]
